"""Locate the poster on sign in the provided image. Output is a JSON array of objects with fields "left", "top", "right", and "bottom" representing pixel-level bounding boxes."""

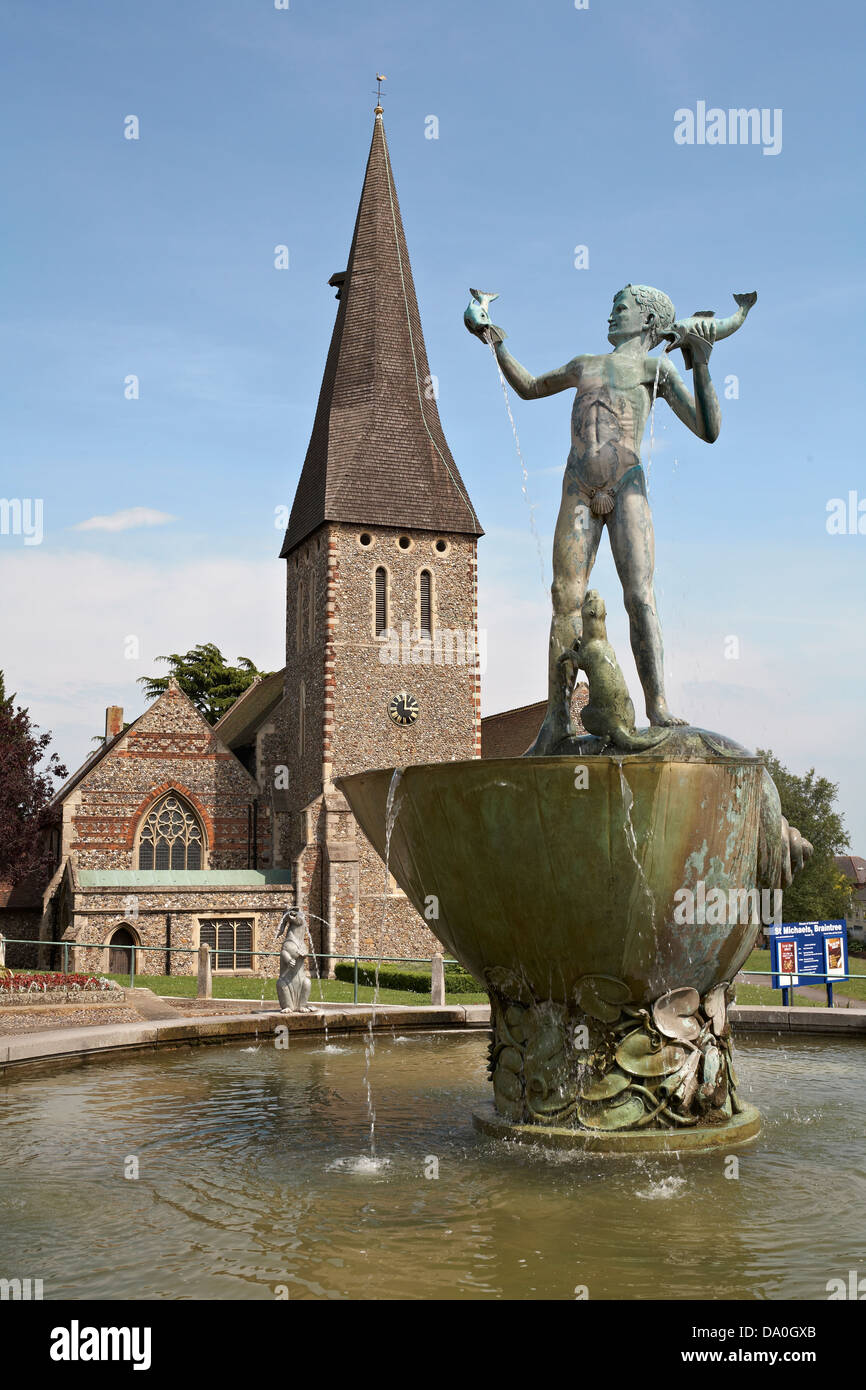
[
  {"left": 768, "top": 921, "right": 849, "bottom": 990},
  {"left": 825, "top": 935, "right": 845, "bottom": 978},
  {"left": 777, "top": 939, "right": 798, "bottom": 984}
]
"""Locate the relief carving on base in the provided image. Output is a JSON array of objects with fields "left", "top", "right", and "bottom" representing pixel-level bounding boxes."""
[{"left": 486, "top": 970, "right": 741, "bottom": 1131}]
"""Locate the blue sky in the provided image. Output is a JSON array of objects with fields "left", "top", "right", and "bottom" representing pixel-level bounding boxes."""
[{"left": 1, "top": 0, "right": 864, "bottom": 845}]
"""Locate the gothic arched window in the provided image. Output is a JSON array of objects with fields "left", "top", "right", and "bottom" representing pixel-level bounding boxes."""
[{"left": 138, "top": 794, "right": 205, "bottom": 871}]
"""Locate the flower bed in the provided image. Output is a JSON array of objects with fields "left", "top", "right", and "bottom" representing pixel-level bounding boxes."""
[{"left": 0, "top": 971, "right": 124, "bottom": 1006}]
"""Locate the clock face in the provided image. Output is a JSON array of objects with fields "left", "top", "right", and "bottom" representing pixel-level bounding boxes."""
[{"left": 388, "top": 691, "right": 419, "bottom": 726}]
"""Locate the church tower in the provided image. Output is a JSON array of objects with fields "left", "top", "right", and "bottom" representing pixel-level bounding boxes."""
[{"left": 277, "top": 108, "right": 483, "bottom": 963}]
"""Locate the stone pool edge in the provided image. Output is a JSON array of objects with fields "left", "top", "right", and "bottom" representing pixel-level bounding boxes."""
[
  {"left": 1, "top": 1003, "right": 864, "bottom": 1080},
  {"left": 0, "top": 1003, "right": 490, "bottom": 1078}
]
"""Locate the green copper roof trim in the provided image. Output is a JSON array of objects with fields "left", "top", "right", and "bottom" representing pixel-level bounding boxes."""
[{"left": 78, "top": 870, "right": 292, "bottom": 887}]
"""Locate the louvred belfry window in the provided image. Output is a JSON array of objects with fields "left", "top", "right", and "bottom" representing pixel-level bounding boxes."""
[
  {"left": 419, "top": 570, "right": 432, "bottom": 637},
  {"left": 375, "top": 567, "right": 388, "bottom": 636},
  {"left": 296, "top": 576, "right": 306, "bottom": 651},
  {"left": 307, "top": 569, "right": 316, "bottom": 644},
  {"left": 138, "top": 794, "right": 204, "bottom": 870}
]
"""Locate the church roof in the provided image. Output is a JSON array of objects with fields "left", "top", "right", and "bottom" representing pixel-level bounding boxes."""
[
  {"left": 480, "top": 688, "right": 589, "bottom": 759},
  {"left": 213, "top": 668, "right": 286, "bottom": 748},
  {"left": 280, "top": 113, "right": 482, "bottom": 557}
]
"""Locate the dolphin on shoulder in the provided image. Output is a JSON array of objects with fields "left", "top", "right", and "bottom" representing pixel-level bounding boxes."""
[{"left": 661, "top": 291, "right": 757, "bottom": 369}]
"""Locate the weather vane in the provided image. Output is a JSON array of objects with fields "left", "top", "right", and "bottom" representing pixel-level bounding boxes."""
[{"left": 374, "top": 73, "right": 386, "bottom": 114}]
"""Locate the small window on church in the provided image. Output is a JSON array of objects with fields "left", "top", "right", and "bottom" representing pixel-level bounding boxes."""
[
  {"left": 307, "top": 570, "right": 316, "bottom": 644},
  {"left": 434, "top": 538, "right": 448, "bottom": 554},
  {"left": 138, "top": 794, "right": 204, "bottom": 871},
  {"left": 375, "top": 567, "right": 388, "bottom": 636},
  {"left": 359, "top": 532, "right": 372, "bottom": 548},
  {"left": 419, "top": 570, "right": 433, "bottom": 637},
  {"left": 296, "top": 575, "right": 306, "bottom": 652},
  {"left": 200, "top": 919, "right": 253, "bottom": 971},
  {"left": 398, "top": 535, "right": 411, "bottom": 550}
]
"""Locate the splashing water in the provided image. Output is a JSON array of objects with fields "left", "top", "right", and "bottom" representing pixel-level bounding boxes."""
[
  {"left": 487, "top": 338, "right": 547, "bottom": 592},
  {"left": 248, "top": 978, "right": 267, "bottom": 1048},
  {"left": 645, "top": 353, "right": 662, "bottom": 482},
  {"left": 303, "top": 910, "right": 333, "bottom": 1049},
  {"left": 362, "top": 767, "right": 405, "bottom": 1159},
  {"left": 327, "top": 1155, "right": 392, "bottom": 1175},
  {"left": 616, "top": 761, "right": 657, "bottom": 938},
  {"left": 635, "top": 1175, "right": 687, "bottom": 1201}
]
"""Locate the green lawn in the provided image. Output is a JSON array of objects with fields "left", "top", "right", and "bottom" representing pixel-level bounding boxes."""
[
  {"left": 103, "top": 951, "right": 866, "bottom": 1012},
  {"left": 733, "top": 982, "right": 820, "bottom": 1007},
  {"left": 741, "top": 947, "right": 866, "bottom": 1001},
  {"left": 104, "top": 972, "right": 487, "bottom": 1008}
]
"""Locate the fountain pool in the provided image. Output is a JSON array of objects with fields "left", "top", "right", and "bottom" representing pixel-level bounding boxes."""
[{"left": 1, "top": 1030, "right": 863, "bottom": 1300}]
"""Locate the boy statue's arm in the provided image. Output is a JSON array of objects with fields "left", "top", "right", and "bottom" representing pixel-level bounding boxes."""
[
  {"left": 657, "top": 322, "right": 721, "bottom": 443},
  {"left": 492, "top": 339, "right": 582, "bottom": 401}
]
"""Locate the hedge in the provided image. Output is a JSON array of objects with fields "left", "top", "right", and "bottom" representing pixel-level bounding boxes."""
[{"left": 333, "top": 960, "right": 481, "bottom": 994}]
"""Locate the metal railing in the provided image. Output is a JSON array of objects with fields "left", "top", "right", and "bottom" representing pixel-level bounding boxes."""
[
  {"left": 1, "top": 936, "right": 861, "bottom": 1008},
  {"left": 0, "top": 937, "right": 463, "bottom": 1005}
]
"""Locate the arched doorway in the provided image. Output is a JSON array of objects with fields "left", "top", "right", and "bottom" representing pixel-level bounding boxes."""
[{"left": 108, "top": 926, "right": 136, "bottom": 975}]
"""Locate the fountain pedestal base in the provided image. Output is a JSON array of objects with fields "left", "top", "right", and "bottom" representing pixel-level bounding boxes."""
[{"left": 472, "top": 1101, "right": 761, "bottom": 1154}]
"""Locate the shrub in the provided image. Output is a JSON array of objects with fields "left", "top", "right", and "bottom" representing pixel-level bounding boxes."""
[{"left": 333, "top": 960, "right": 481, "bottom": 995}]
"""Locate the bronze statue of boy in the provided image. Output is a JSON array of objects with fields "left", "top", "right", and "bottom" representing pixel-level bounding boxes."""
[{"left": 468, "top": 283, "right": 755, "bottom": 754}]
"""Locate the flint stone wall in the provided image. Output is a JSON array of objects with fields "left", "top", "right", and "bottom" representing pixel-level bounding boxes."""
[
  {"left": 64, "top": 685, "right": 271, "bottom": 872},
  {"left": 64, "top": 886, "right": 291, "bottom": 977}
]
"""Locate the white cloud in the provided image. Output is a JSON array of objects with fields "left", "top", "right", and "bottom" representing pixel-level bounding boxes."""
[
  {"left": 0, "top": 548, "right": 285, "bottom": 778},
  {"left": 73, "top": 507, "right": 177, "bottom": 533}
]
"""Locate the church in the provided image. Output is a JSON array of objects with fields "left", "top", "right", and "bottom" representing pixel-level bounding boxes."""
[{"left": 2, "top": 107, "right": 585, "bottom": 980}]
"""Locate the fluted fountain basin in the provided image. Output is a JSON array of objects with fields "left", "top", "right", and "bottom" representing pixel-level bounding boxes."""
[{"left": 337, "top": 753, "right": 765, "bottom": 1007}]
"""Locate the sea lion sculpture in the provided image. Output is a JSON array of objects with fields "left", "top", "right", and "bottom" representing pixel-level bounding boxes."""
[
  {"left": 662, "top": 291, "right": 757, "bottom": 370},
  {"left": 560, "top": 590, "right": 672, "bottom": 752},
  {"left": 276, "top": 906, "right": 314, "bottom": 1013}
]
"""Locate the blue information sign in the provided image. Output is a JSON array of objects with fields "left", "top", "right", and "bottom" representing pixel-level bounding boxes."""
[{"left": 767, "top": 920, "right": 849, "bottom": 990}]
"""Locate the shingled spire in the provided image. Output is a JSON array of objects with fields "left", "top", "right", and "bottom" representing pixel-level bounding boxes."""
[{"left": 280, "top": 112, "right": 482, "bottom": 557}]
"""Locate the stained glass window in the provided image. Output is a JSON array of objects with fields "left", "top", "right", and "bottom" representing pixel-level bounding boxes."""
[{"left": 138, "top": 794, "right": 204, "bottom": 871}]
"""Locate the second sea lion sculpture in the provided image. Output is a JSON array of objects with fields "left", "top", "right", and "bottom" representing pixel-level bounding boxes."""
[{"left": 560, "top": 590, "right": 672, "bottom": 752}]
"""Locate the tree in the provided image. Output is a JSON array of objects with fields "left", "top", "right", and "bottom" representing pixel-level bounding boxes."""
[
  {"left": 137, "top": 644, "right": 267, "bottom": 724},
  {"left": 0, "top": 672, "right": 68, "bottom": 885},
  {"left": 758, "top": 749, "right": 853, "bottom": 922}
]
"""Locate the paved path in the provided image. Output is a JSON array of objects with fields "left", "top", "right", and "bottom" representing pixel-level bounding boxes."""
[{"left": 124, "top": 987, "right": 186, "bottom": 1021}]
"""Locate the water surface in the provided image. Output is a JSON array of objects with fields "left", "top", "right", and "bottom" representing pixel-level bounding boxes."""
[{"left": 1, "top": 1032, "right": 863, "bottom": 1300}]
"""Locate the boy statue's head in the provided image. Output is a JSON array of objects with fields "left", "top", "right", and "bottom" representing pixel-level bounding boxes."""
[{"left": 608, "top": 284, "right": 676, "bottom": 349}]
